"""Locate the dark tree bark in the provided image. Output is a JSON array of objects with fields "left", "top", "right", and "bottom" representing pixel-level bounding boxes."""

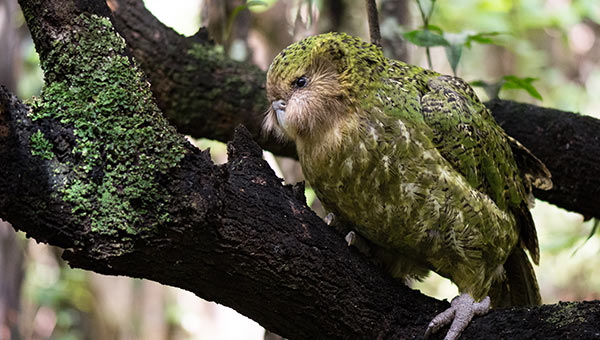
[
  {"left": 0, "top": 0, "right": 599, "bottom": 339},
  {"left": 366, "top": 0, "right": 382, "bottom": 47}
]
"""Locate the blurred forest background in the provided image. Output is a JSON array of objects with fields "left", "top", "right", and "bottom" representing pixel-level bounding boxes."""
[{"left": 1, "top": 0, "right": 599, "bottom": 339}]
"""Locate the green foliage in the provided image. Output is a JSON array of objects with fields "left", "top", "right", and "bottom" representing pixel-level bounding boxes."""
[
  {"left": 404, "top": 26, "right": 502, "bottom": 76},
  {"left": 23, "top": 257, "right": 94, "bottom": 340},
  {"left": 305, "top": 186, "right": 316, "bottom": 207},
  {"left": 443, "top": 31, "right": 501, "bottom": 75},
  {"left": 403, "top": 26, "right": 448, "bottom": 48},
  {"left": 413, "top": 0, "right": 439, "bottom": 68},
  {"left": 408, "top": 0, "right": 506, "bottom": 74},
  {"left": 462, "top": 31, "right": 501, "bottom": 47},
  {"left": 403, "top": 0, "right": 543, "bottom": 100},
  {"left": 30, "top": 129, "right": 54, "bottom": 160},
  {"left": 18, "top": 42, "right": 44, "bottom": 98},
  {"left": 471, "top": 76, "right": 542, "bottom": 100},
  {"left": 444, "top": 41, "right": 462, "bottom": 76},
  {"left": 501, "top": 76, "right": 543, "bottom": 100}
]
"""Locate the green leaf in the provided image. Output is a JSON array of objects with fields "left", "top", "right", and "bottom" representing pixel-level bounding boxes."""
[
  {"left": 426, "top": 24, "right": 444, "bottom": 35},
  {"left": 469, "top": 80, "right": 488, "bottom": 87},
  {"left": 403, "top": 29, "right": 449, "bottom": 47},
  {"left": 465, "top": 32, "right": 502, "bottom": 48},
  {"left": 444, "top": 44, "right": 462, "bottom": 76},
  {"left": 443, "top": 31, "right": 503, "bottom": 49},
  {"left": 501, "top": 75, "right": 543, "bottom": 100},
  {"left": 439, "top": 30, "right": 504, "bottom": 76}
]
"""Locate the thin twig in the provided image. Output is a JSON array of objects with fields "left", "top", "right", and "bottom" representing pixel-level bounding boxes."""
[
  {"left": 416, "top": 0, "right": 433, "bottom": 69},
  {"left": 416, "top": 0, "right": 428, "bottom": 26},
  {"left": 365, "top": 0, "right": 382, "bottom": 47}
]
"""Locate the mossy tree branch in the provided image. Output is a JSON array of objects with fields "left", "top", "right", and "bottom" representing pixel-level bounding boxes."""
[{"left": 0, "top": 0, "right": 599, "bottom": 339}]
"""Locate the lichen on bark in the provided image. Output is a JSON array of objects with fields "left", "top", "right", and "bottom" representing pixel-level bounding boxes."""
[
  {"left": 28, "top": 13, "right": 188, "bottom": 235},
  {"left": 30, "top": 129, "right": 54, "bottom": 160}
]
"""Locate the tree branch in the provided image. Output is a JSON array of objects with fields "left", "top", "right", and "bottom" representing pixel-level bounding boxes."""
[
  {"left": 1, "top": 0, "right": 599, "bottom": 339},
  {"left": 2, "top": 82, "right": 599, "bottom": 338},
  {"left": 365, "top": 0, "right": 382, "bottom": 47}
]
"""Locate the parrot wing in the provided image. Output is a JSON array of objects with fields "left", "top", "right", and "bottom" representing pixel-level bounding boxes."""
[
  {"left": 387, "top": 73, "right": 548, "bottom": 306},
  {"left": 418, "top": 75, "right": 527, "bottom": 210}
]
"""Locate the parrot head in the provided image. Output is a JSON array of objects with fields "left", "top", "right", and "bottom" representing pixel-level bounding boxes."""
[{"left": 264, "top": 32, "right": 384, "bottom": 144}]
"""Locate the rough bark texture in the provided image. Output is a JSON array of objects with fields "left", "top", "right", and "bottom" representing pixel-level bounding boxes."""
[
  {"left": 0, "top": 0, "right": 599, "bottom": 339},
  {"left": 366, "top": 0, "right": 382, "bottom": 47}
]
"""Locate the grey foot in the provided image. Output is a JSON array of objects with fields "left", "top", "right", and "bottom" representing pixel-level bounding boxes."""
[
  {"left": 424, "top": 293, "right": 490, "bottom": 340},
  {"left": 344, "top": 231, "right": 372, "bottom": 256},
  {"left": 324, "top": 212, "right": 337, "bottom": 226}
]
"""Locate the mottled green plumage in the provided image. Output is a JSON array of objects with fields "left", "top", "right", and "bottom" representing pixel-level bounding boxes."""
[{"left": 264, "top": 32, "right": 551, "bottom": 306}]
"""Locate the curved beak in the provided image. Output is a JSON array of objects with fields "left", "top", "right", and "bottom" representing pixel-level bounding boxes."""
[{"left": 272, "top": 100, "right": 287, "bottom": 128}]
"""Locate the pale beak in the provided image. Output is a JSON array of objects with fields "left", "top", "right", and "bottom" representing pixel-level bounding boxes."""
[{"left": 272, "top": 100, "right": 287, "bottom": 129}]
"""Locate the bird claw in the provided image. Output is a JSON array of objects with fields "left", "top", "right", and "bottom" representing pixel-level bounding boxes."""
[
  {"left": 326, "top": 214, "right": 372, "bottom": 256},
  {"left": 344, "top": 231, "right": 373, "bottom": 256},
  {"left": 345, "top": 230, "right": 358, "bottom": 246},
  {"left": 325, "top": 212, "right": 337, "bottom": 226},
  {"left": 424, "top": 294, "right": 490, "bottom": 340}
]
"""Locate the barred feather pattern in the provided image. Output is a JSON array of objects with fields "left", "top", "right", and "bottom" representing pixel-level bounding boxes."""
[{"left": 265, "top": 32, "right": 551, "bottom": 303}]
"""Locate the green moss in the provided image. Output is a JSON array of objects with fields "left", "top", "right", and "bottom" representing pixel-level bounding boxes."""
[
  {"left": 545, "top": 302, "right": 588, "bottom": 328},
  {"left": 31, "top": 14, "right": 187, "bottom": 236},
  {"left": 30, "top": 129, "right": 54, "bottom": 160},
  {"left": 187, "top": 43, "right": 227, "bottom": 68}
]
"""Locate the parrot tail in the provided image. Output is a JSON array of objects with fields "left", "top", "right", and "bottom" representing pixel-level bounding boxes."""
[{"left": 489, "top": 247, "right": 541, "bottom": 307}]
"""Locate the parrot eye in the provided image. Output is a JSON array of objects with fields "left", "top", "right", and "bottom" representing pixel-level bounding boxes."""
[{"left": 294, "top": 76, "right": 308, "bottom": 88}]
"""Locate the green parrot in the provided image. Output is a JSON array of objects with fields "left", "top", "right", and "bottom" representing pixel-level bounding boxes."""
[{"left": 264, "top": 32, "right": 551, "bottom": 339}]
